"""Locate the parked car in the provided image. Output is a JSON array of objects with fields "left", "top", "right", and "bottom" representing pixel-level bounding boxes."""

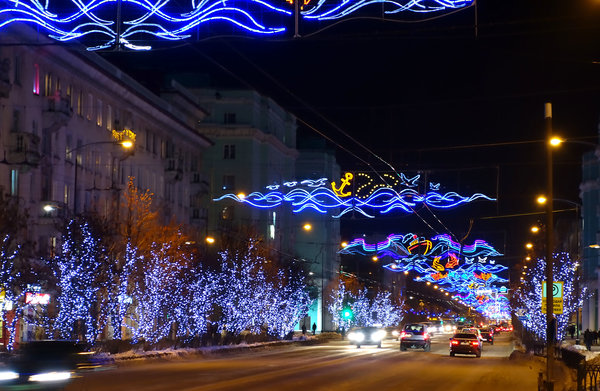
[
  {"left": 348, "top": 327, "right": 386, "bottom": 348},
  {"left": 400, "top": 323, "right": 431, "bottom": 352},
  {"left": 449, "top": 332, "right": 482, "bottom": 358}
]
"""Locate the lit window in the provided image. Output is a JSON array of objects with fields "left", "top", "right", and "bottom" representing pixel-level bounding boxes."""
[
  {"left": 10, "top": 170, "right": 18, "bottom": 196},
  {"left": 96, "top": 98, "right": 103, "bottom": 127},
  {"left": 32, "top": 64, "right": 40, "bottom": 95}
]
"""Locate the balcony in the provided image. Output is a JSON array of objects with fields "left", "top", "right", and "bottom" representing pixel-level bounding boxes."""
[
  {"left": 190, "top": 172, "right": 210, "bottom": 194},
  {"left": 165, "top": 158, "right": 183, "bottom": 182},
  {"left": 42, "top": 93, "right": 72, "bottom": 132},
  {"left": 7, "top": 131, "right": 41, "bottom": 168}
]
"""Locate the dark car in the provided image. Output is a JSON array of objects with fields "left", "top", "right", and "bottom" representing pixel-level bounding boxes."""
[
  {"left": 0, "top": 340, "right": 111, "bottom": 390},
  {"left": 480, "top": 328, "right": 494, "bottom": 344},
  {"left": 449, "top": 332, "right": 482, "bottom": 357},
  {"left": 347, "top": 327, "right": 386, "bottom": 348},
  {"left": 400, "top": 323, "right": 431, "bottom": 352}
]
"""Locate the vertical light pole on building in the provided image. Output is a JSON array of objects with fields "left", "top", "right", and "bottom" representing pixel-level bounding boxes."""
[{"left": 544, "top": 102, "right": 555, "bottom": 391}]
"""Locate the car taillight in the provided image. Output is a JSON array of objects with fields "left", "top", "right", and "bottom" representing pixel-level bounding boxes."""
[
  {"left": 451, "top": 340, "right": 459, "bottom": 345},
  {"left": 424, "top": 333, "right": 429, "bottom": 340},
  {"left": 471, "top": 341, "right": 479, "bottom": 346},
  {"left": 400, "top": 332, "right": 408, "bottom": 339}
]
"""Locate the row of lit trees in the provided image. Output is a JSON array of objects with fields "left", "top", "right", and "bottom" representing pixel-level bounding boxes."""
[
  {"left": 0, "top": 179, "right": 312, "bottom": 349},
  {"left": 328, "top": 277, "right": 404, "bottom": 330}
]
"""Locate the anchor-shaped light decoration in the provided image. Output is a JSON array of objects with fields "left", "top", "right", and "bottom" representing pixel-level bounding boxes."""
[{"left": 331, "top": 172, "right": 353, "bottom": 197}]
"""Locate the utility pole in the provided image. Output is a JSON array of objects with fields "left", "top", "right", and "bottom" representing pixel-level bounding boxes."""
[{"left": 544, "top": 102, "right": 555, "bottom": 391}]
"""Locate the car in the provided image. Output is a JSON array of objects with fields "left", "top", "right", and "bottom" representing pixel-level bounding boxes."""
[
  {"left": 427, "top": 320, "right": 444, "bottom": 334},
  {"left": 479, "top": 328, "right": 494, "bottom": 344},
  {"left": 347, "top": 327, "right": 386, "bottom": 348},
  {"left": 400, "top": 323, "right": 431, "bottom": 352},
  {"left": 384, "top": 326, "right": 401, "bottom": 340},
  {"left": 461, "top": 327, "right": 484, "bottom": 347},
  {"left": 449, "top": 332, "right": 482, "bottom": 358},
  {"left": 0, "top": 340, "right": 111, "bottom": 390}
]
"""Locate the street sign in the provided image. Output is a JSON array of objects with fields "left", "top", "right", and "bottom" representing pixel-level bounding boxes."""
[
  {"left": 541, "top": 281, "right": 563, "bottom": 298},
  {"left": 541, "top": 281, "right": 564, "bottom": 314}
]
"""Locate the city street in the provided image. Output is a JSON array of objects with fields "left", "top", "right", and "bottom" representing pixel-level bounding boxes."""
[{"left": 65, "top": 333, "right": 544, "bottom": 391}]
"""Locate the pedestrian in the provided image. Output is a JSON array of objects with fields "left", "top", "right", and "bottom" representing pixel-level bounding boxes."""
[
  {"left": 584, "top": 329, "right": 591, "bottom": 351},
  {"left": 312, "top": 322, "right": 317, "bottom": 335},
  {"left": 593, "top": 330, "right": 598, "bottom": 345},
  {"left": 301, "top": 323, "right": 307, "bottom": 336},
  {"left": 568, "top": 325, "right": 575, "bottom": 339}
]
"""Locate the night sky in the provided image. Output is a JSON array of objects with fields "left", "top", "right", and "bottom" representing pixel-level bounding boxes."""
[{"left": 102, "top": 0, "right": 600, "bottom": 266}]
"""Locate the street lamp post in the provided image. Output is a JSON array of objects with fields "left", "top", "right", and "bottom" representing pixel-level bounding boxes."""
[
  {"left": 544, "top": 102, "right": 555, "bottom": 391},
  {"left": 70, "top": 139, "right": 133, "bottom": 214}
]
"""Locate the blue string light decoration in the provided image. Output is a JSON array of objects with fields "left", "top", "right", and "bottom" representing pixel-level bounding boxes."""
[
  {"left": 340, "top": 232, "right": 509, "bottom": 315},
  {"left": 0, "top": 0, "right": 474, "bottom": 50},
  {"left": 215, "top": 173, "right": 494, "bottom": 218}
]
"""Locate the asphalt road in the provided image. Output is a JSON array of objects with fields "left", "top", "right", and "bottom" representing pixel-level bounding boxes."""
[{"left": 65, "top": 332, "right": 545, "bottom": 391}]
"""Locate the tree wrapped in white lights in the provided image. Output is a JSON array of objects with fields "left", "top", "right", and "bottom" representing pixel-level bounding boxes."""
[
  {"left": 182, "top": 267, "right": 218, "bottom": 338},
  {"left": 55, "top": 221, "right": 101, "bottom": 343},
  {"left": 328, "top": 279, "right": 352, "bottom": 330},
  {"left": 265, "top": 270, "right": 312, "bottom": 338},
  {"left": 515, "top": 252, "right": 584, "bottom": 341}
]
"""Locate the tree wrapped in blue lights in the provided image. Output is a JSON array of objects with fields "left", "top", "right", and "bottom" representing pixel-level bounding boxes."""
[
  {"left": 181, "top": 267, "right": 218, "bottom": 339},
  {"left": 514, "top": 252, "right": 584, "bottom": 341},
  {"left": 328, "top": 279, "right": 403, "bottom": 328},
  {"left": 55, "top": 220, "right": 101, "bottom": 343},
  {"left": 265, "top": 270, "right": 312, "bottom": 339},
  {"left": 0, "top": 235, "right": 24, "bottom": 350}
]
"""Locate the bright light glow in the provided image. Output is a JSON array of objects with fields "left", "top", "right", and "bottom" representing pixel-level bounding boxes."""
[
  {"left": 526, "top": 256, "right": 531, "bottom": 261},
  {"left": 526, "top": 243, "right": 533, "bottom": 249},
  {"left": 371, "top": 330, "right": 386, "bottom": 341},
  {"left": 0, "top": 371, "right": 18, "bottom": 381},
  {"left": 348, "top": 332, "right": 364, "bottom": 342},
  {"left": 341, "top": 241, "right": 348, "bottom": 247},
  {"left": 549, "top": 137, "right": 563, "bottom": 146},
  {"left": 303, "top": 223, "right": 312, "bottom": 231},
  {"left": 43, "top": 204, "right": 55, "bottom": 212},
  {"left": 531, "top": 226, "right": 539, "bottom": 233},
  {"left": 121, "top": 140, "right": 134, "bottom": 149},
  {"left": 403, "top": 271, "right": 409, "bottom": 275},
  {"left": 536, "top": 195, "right": 547, "bottom": 204},
  {"left": 205, "top": 236, "right": 215, "bottom": 244},
  {"left": 29, "top": 371, "right": 71, "bottom": 382},
  {"left": 372, "top": 256, "right": 378, "bottom": 262},
  {"left": 590, "top": 244, "right": 600, "bottom": 249}
]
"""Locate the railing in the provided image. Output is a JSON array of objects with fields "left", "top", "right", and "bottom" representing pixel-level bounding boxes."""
[{"left": 578, "top": 364, "right": 600, "bottom": 391}]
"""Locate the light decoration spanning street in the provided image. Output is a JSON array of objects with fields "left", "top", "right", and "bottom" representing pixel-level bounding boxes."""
[
  {"left": 0, "top": 0, "right": 474, "bottom": 50},
  {"left": 340, "top": 232, "right": 509, "bottom": 315},
  {"left": 214, "top": 173, "right": 495, "bottom": 218}
]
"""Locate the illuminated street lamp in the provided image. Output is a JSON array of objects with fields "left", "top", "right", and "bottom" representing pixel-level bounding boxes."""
[
  {"left": 531, "top": 226, "right": 540, "bottom": 234},
  {"left": 526, "top": 243, "right": 533, "bottom": 250}
]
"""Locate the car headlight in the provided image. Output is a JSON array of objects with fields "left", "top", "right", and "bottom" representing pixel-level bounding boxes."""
[
  {"left": 0, "top": 370, "right": 18, "bottom": 381},
  {"left": 348, "top": 332, "right": 364, "bottom": 342},
  {"left": 392, "top": 330, "right": 399, "bottom": 337},
  {"left": 372, "top": 330, "right": 386, "bottom": 341},
  {"left": 29, "top": 371, "right": 71, "bottom": 382}
]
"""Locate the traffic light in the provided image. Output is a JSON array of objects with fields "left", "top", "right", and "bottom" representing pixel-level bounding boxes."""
[{"left": 341, "top": 307, "right": 353, "bottom": 320}]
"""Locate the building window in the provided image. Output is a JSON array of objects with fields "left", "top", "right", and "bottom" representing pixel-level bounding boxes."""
[
  {"left": 44, "top": 73, "right": 53, "bottom": 96},
  {"left": 77, "top": 90, "right": 82, "bottom": 116},
  {"left": 221, "top": 206, "right": 234, "bottom": 220},
  {"left": 67, "top": 85, "right": 73, "bottom": 109},
  {"left": 86, "top": 93, "right": 93, "bottom": 121},
  {"left": 223, "top": 144, "right": 236, "bottom": 159},
  {"left": 222, "top": 175, "right": 235, "bottom": 190},
  {"left": 96, "top": 98, "right": 103, "bottom": 127},
  {"left": 32, "top": 64, "right": 40, "bottom": 95},
  {"left": 14, "top": 56, "right": 21, "bottom": 86},
  {"left": 224, "top": 112, "right": 236, "bottom": 124},
  {"left": 10, "top": 170, "right": 18, "bottom": 196},
  {"left": 106, "top": 105, "right": 112, "bottom": 131}
]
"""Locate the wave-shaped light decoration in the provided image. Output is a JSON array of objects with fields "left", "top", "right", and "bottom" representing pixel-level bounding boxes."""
[
  {"left": 215, "top": 187, "right": 494, "bottom": 218},
  {"left": 0, "top": 0, "right": 474, "bottom": 50}
]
